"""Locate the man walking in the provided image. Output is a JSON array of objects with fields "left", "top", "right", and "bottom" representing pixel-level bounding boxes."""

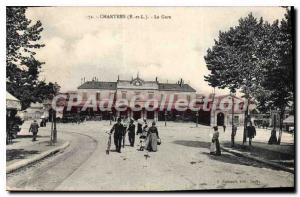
[
  {"left": 247, "top": 122, "right": 256, "bottom": 146},
  {"left": 231, "top": 125, "right": 237, "bottom": 147},
  {"left": 110, "top": 117, "right": 123, "bottom": 153},
  {"left": 127, "top": 119, "right": 136, "bottom": 147},
  {"left": 29, "top": 120, "right": 39, "bottom": 141}
]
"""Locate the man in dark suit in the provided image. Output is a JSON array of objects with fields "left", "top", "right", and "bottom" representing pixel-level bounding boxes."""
[
  {"left": 247, "top": 122, "right": 256, "bottom": 146},
  {"left": 110, "top": 117, "right": 123, "bottom": 153},
  {"left": 29, "top": 120, "right": 39, "bottom": 141},
  {"left": 127, "top": 119, "right": 136, "bottom": 147}
]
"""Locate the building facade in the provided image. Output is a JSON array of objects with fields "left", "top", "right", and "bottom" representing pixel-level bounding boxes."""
[
  {"left": 73, "top": 75, "right": 197, "bottom": 122},
  {"left": 58, "top": 75, "right": 251, "bottom": 126}
]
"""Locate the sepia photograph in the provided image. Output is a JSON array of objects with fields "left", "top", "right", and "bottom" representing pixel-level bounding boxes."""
[{"left": 5, "top": 6, "right": 295, "bottom": 191}]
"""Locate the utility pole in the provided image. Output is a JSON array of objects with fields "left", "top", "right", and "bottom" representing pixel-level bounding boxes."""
[
  {"left": 196, "top": 111, "right": 199, "bottom": 127},
  {"left": 53, "top": 109, "right": 57, "bottom": 143},
  {"left": 109, "top": 111, "right": 112, "bottom": 125},
  {"left": 164, "top": 110, "right": 167, "bottom": 126}
]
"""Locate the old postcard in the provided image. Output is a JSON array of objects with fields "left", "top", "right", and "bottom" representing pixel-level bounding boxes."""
[{"left": 6, "top": 6, "right": 294, "bottom": 191}]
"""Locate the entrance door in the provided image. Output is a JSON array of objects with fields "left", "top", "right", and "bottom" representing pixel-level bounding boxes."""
[
  {"left": 133, "top": 111, "right": 141, "bottom": 120},
  {"left": 217, "top": 112, "right": 225, "bottom": 126},
  {"left": 147, "top": 111, "right": 154, "bottom": 120}
]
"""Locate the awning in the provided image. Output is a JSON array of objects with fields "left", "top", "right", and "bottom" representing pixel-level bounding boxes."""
[
  {"left": 6, "top": 91, "right": 21, "bottom": 110},
  {"left": 283, "top": 115, "right": 294, "bottom": 125}
]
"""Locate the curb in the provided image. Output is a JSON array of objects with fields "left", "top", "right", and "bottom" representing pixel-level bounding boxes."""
[
  {"left": 6, "top": 141, "right": 70, "bottom": 174},
  {"left": 221, "top": 146, "right": 294, "bottom": 174}
]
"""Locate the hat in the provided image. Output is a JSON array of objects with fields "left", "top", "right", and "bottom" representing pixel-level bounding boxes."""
[{"left": 213, "top": 126, "right": 218, "bottom": 130}]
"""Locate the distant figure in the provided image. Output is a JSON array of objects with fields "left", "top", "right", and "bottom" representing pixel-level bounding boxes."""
[
  {"left": 145, "top": 121, "right": 160, "bottom": 152},
  {"left": 137, "top": 119, "right": 143, "bottom": 135},
  {"left": 247, "top": 122, "right": 256, "bottom": 146},
  {"left": 268, "top": 129, "right": 278, "bottom": 145},
  {"left": 231, "top": 125, "right": 237, "bottom": 147},
  {"left": 143, "top": 119, "right": 148, "bottom": 132},
  {"left": 110, "top": 117, "right": 123, "bottom": 153},
  {"left": 223, "top": 125, "right": 226, "bottom": 132},
  {"left": 210, "top": 126, "right": 221, "bottom": 156},
  {"left": 29, "top": 120, "right": 39, "bottom": 141},
  {"left": 127, "top": 119, "right": 136, "bottom": 147},
  {"left": 122, "top": 118, "right": 128, "bottom": 148},
  {"left": 40, "top": 118, "right": 46, "bottom": 127}
]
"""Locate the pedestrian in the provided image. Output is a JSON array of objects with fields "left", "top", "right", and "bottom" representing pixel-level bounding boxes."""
[
  {"left": 231, "top": 125, "right": 237, "bottom": 147},
  {"left": 210, "top": 126, "right": 221, "bottom": 156},
  {"left": 268, "top": 128, "right": 278, "bottom": 144},
  {"left": 29, "top": 120, "right": 39, "bottom": 141},
  {"left": 122, "top": 117, "right": 128, "bottom": 148},
  {"left": 137, "top": 118, "right": 143, "bottom": 135},
  {"left": 110, "top": 117, "right": 123, "bottom": 153},
  {"left": 145, "top": 121, "right": 160, "bottom": 152},
  {"left": 247, "top": 121, "right": 256, "bottom": 146},
  {"left": 127, "top": 119, "right": 136, "bottom": 147},
  {"left": 143, "top": 119, "right": 148, "bottom": 132},
  {"left": 223, "top": 124, "right": 226, "bottom": 132}
]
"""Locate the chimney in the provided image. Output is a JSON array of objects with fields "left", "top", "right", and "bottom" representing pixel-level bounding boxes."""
[
  {"left": 117, "top": 75, "right": 120, "bottom": 81},
  {"left": 180, "top": 78, "right": 183, "bottom": 87},
  {"left": 155, "top": 77, "right": 158, "bottom": 82},
  {"left": 84, "top": 77, "right": 85, "bottom": 83}
]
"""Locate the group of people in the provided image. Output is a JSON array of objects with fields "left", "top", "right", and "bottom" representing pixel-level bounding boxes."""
[
  {"left": 209, "top": 121, "right": 257, "bottom": 156},
  {"left": 109, "top": 117, "right": 160, "bottom": 153}
]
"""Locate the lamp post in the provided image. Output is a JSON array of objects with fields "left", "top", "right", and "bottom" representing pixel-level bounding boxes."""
[
  {"left": 196, "top": 111, "right": 199, "bottom": 127},
  {"left": 109, "top": 111, "right": 112, "bottom": 125},
  {"left": 230, "top": 91, "right": 236, "bottom": 147},
  {"left": 53, "top": 109, "right": 57, "bottom": 143},
  {"left": 164, "top": 110, "right": 167, "bottom": 126}
]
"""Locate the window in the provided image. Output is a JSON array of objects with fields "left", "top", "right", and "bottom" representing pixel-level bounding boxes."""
[
  {"left": 174, "top": 94, "right": 178, "bottom": 101},
  {"left": 135, "top": 92, "right": 141, "bottom": 100},
  {"left": 122, "top": 91, "right": 127, "bottom": 99},
  {"left": 187, "top": 95, "right": 191, "bottom": 102},
  {"left": 96, "top": 92, "right": 100, "bottom": 100},
  {"left": 109, "top": 92, "right": 115, "bottom": 99},
  {"left": 82, "top": 92, "right": 87, "bottom": 100},
  {"left": 148, "top": 92, "right": 154, "bottom": 99}
]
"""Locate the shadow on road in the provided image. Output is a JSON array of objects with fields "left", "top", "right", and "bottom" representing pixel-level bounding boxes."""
[
  {"left": 173, "top": 140, "right": 210, "bottom": 149},
  {"left": 17, "top": 135, "right": 49, "bottom": 139},
  {"left": 173, "top": 140, "right": 282, "bottom": 171},
  {"left": 6, "top": 149, "right": 40, "bottom": 162}
]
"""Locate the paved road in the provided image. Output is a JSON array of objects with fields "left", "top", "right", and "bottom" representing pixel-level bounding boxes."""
[{"left": 7, "top": 121, "right": 294, "bottom": 191}]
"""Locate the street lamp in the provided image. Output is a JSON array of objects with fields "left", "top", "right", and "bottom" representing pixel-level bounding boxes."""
[
  {"left": 109, "top": 111, "right": 112, "bottom": 125},
  {"left": 49, "top": 108, "right": 57, "bottom": 145},
  {"left": 164, "top": 110, "right": 167, "bottom": 126},
  {"left": 196, "top": 111, "right": 199, "bottom": 127},
  {"left": 230, "top": 91, "right": 236, "bottom": 147}
]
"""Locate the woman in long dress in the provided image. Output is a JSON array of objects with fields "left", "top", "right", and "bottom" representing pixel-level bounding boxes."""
[
  {"left": 210, "top": 126, "right": 221, "bottom": 156},
  {"left": 268, "top": 128, "right": 278, "bottom": 144},
  {"left": 145, "top": 121, "right": 160, "bottom": 152}
]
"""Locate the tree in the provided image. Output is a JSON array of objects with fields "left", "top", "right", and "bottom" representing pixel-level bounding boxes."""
[
  {"left": 204, "top": 13, "right": 265, "bottom": 144},
  {"left": 259, "top": 8, "right": 294, "bottom": 144},
  {"left": 6, "top": 7, "right": 59, "bottom": 110},
  {"left": 204, "top": 8, "right": 294, "bottom": 145}
]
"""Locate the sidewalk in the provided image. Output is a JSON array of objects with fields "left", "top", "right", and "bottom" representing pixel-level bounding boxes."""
[
  {"left": 6, "top": 121, "right": 69, "bottom": 173},
  {"left": 221, "top": 141, "right": 294, "bottom": 173}
]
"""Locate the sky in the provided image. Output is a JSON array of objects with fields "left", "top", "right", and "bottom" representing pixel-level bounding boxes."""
[{"left": 26, "top": 7, "right": 286, "bottom": 95}]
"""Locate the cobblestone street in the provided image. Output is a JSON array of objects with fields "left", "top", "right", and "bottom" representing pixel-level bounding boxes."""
[{"left": 7, "top": 121, "right": 294, "bottom": 191}]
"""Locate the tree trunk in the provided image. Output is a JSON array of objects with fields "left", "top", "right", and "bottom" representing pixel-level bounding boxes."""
[
  {"left": 277, "top": 108, "right": 285, "bottom": 145},
  {"left": 243, "top": 98, "right": 249, "bottom": 144}
]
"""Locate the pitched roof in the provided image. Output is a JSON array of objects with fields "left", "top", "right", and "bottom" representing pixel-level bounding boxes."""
[
  {"left": 158, "top": 83, "right": 196, "bottom": 92},
  {"left": 78, "top": 81, "right": 117, "bottom": 90}
]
